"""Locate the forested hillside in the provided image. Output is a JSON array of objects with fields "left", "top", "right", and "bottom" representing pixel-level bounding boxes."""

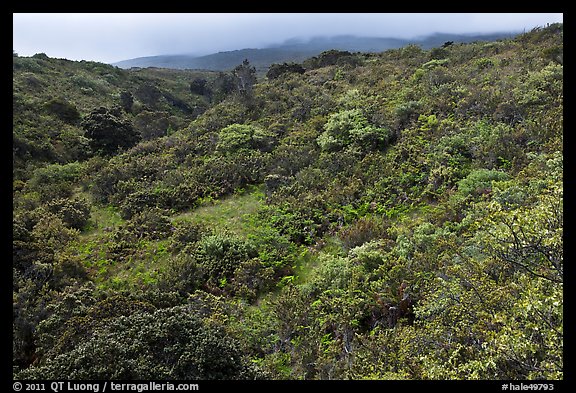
[{"left": 13, "top": 24, "right": 563, "bottom": 380}]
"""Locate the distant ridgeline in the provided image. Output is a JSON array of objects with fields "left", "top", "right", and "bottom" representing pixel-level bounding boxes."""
[{"left": 111, "top": 32, "right": 518, "bottom": 73}]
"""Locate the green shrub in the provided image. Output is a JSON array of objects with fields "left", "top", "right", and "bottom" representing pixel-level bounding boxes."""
[
  {"left": 134, "top": 83, "right": 162, "bottom": 107},
  {"left": 266, "top": 62, "right": 305, "bottom": 80},
  {"left": 337, "top": 216, "right": 390, "bottom": 250},
  {"left": 44, "top": 98, "right": 81, "bottom": 124},
  {"left": 157, "top": 254, "right": 202, "bottom": 296},
  {"left": 18, "top": 305, "right": 261, "bottom": 380},
  {"left": 46, "top": 197, "right": 91, "bottom": 230},
  {"left": 82, "top": 107, "right": 140, "bottom": 156},
  {"left": 27, "top": 162, "right": 84, "bottom": 202},
  {"left": 121, "top": 207, "right": 173, "bottom": 240},
  {"left": 217, "top": 123, "right": 276, "bottom": 154},
  {"left": 133, "top": 111, "right": 169, "bottom": 140},
  {"left": 170, "top": 221, "right": 209, "bottom": 252},
  {"left": 457, "top": 168, "right": 510, "bottom": 197},
  {"left": 317, "top": 109, "right": 390, "bottom": 152},
  {"left": 195, "top": 233, "right": 257, "bottom": 285}
]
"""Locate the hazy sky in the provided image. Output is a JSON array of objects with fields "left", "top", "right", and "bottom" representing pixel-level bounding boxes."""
[{"left": 13, "top": 13, "right": 563, "bottom": 64}]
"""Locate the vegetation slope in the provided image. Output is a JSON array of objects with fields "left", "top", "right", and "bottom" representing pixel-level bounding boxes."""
[{"left": 13, "top": 24, "right": 563, "bottom": 380}]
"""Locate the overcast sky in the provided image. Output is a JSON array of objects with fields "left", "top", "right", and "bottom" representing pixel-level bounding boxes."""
[{"left": 13, "top": 13, "right": 563, "bottom": 64}]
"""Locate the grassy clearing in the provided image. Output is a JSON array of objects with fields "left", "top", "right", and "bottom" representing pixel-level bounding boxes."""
[
  {"left": 74, "top": 184, "right": 340, "bottom": 291},
  {"left": 84, "top": 204, "right": 124, "bottom": 234},
  {"left": 172, "top": 184, "right": 267, "bottom": 238},
  {"left": 73, "top": 200, "right": 172, "bottom": 290},
  {"left": 76, "top": 185, "right": 277, "bottom": 291},
  {"left": 95, "top": 239, "right": 171, "bottom": 291}
]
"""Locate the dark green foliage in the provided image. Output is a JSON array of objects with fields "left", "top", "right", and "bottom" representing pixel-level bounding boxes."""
[
  {"left": 133, "top": 110, "right": 169, "bottom": 140},
  {"left": 82, "top": 107, "right": 140, "bottom": 155},
  {"left": 162, "top": 91, "right": 193, "bottom": 114},
  {"left": 337, "top": 215, "right": 390, "bottom": 251},
  {"left": 46, "top": 197, "right": 91, "bottom": 230},
  {"left": 303, "top": 50, "right": 361, "bottom": 69},
  {"left": 157, "top": 254, "right": 202, "bottom": 296},
  {"left": 190, "top": 77, "right": 209, "bottom": 96},
  {"left": 134, "top": 83, "right": 162, "bottom": 107},
  {"left": 109, "top": 207, "right": 173, "bottom": 260},
  {"left": 32, "top": 52, "right": 49, "bottom": 59},
  {"left": 169, "top": 221, "right": 209, "bottom": 252},
  {"left": 18, "top": 304, "right": 260, "bottom": 379},
  {"left": 122, "top": 207, "right": 173, "bottom": 240},
  {"left": 44, "top": 97, "right": 81, "bottom": 124},
  {"left": 119, "top": 91, "right": 134, "bottom": 112},
  {"left": 211, "top": 72, "right": 236, "bottom": 102},
  {"left": 232, "top": 258, "right": 275, "bottom": 302},
  {"left": 266, "top": 62, "right": 305, "bottom": 80}
]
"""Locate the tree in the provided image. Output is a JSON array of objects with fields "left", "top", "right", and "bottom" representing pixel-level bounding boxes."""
[
  {"left": 303, "top": 50, "right": 359, "bottom": 69},
  {"left": 119, "top": 91, "right": 134, "bottom": 113},
  {"left": 233, "top": 59, "right": 257, "bottom": 97},
  {"left": 134, "top": 83, "right": 162, "bottom": 107},
  {"left": 133, "top": 111, "right": 169, "bottom": 140},
  {"left": 82, "top": 107, "right": 140, "bottom": 155},
  {"left": 266, "top": 63, "right": 305, "bottom": 80},
  {"left": 211, "top": 72, "right": 236, "bottom": 102},
  {"left": 190, "top": 77, "right": 210, "bottom": 96}
]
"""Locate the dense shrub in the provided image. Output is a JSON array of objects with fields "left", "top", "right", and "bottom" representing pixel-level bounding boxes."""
[
  {"left": 169, "top": 221, "right": 209, "bottom": 252},
  {"left": 18, "top": 305, "right": 261, "bottom": 379},
  {"left": 317, "top": 109, "right": 391, "bottom": 152},
  {"left": 82, "top": 107, "right": 140, "bottom": 155},
  {"left": 304, "top": 50, "right": 361, "bottom": 69},
  {"left": 133, "top": 111, "right": 169, "bottom": 140},
  {"left": 217, "top": 123, "right": 276, "bottom": 154},
  {"left": 44, "top": 97, "right": 80, "bottom": 124},
  {"left": 457, "top": 168, "right": 510, "bottom": 197},
  {"left": 134, "top": 83, "right": 162, "bottom": 107},
  {"left": 45, "top": 197, "right": 91, "bottom": 230},
  {"left": 195, "top": 233, "right": 258, "bottom": 286},
  {"left": 267, "top": 63, "right": 306, "bottom": 80}
]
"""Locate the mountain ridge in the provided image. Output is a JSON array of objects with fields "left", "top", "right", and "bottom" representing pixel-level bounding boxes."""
[{"left": 112, "top": 31, "right": 518, "bottom": 72}]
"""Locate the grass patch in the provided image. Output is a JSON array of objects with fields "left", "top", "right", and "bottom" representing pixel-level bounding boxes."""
[
  {"left": 84, "top": 204, "right": 124, "bottom": 234},
  {"left": 91, "top": 238, "right": 171, "bottom": 291},
  {"left": 172, "top": 184, "right": 267, "bottom": 238},
  {"left": 73, "top": 200, "right": 170, "bottom": 290},
  {"left": 291, "top": 246, "right": 320, "bottom": 284}
]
